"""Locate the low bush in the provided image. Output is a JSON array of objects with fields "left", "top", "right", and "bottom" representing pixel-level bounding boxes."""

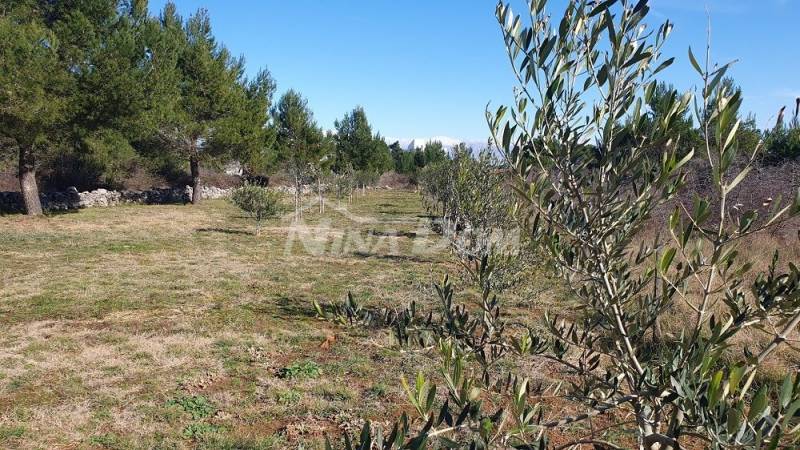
[{"left": 230, "top": 183, "right": 282, "bottom": 235}]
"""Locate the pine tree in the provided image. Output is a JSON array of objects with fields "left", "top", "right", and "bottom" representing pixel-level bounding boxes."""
[
  {"left": 334, "top": 106, "right": 373, "bottom": 171},
  {"left": 369, "top": 134, "right": 393, "bottom": 174},
  {"left": 58, "top": 0, "right": 182, "bottom": 189},
  {"left": 0, "top": 2, "right": 71, "bottom": 215},
  {"left": 156, "top": 5, "right": 251, "bottom": 204},
  {"left": 235, "top": 68, "right": 278, "bottom": 174},
  {"left": 389, "top": 141, "right": 404, "bottom": 172},
  {"left": 333, "top": 106, "right": 392, "bottom": 173},
  {"left": 272, "top": 90, "right": 328, "bottom": 220},
  {"left": 422, "top": 140, "right": 447, "bottom": 165},
  {"left": 210, "top": 67, "right": 277, "bottom": 177}
]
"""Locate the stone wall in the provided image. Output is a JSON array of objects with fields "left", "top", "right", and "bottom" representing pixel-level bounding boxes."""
[
  {"left": 0, "top": 183, "right": 399, "bottom": 214},
  {"left": 0, "top": 186, "right": 232, "bottom": 214}
]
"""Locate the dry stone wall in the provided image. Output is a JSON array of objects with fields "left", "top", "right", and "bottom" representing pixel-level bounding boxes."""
[
  {"left": 0, "top": 184, "right": 398, "bottom": 214},
  {"left": 0, "top": 186, "right": 232, "bottom": 213}
]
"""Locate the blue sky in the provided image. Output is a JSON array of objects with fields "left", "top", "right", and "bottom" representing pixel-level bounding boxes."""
[{"left": 148, "top": 0, "right": 799, "bottom": 145}]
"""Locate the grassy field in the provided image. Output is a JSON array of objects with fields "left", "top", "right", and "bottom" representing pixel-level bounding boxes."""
[
  {"left": 0, "top": 191, "right": 477, "bottom": 449},
  {"left": 1, "top": 190, "right": 797, "bottom": 449}
]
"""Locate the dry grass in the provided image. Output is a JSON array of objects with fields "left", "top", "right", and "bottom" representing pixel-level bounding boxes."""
[
  {"left": 638, "top": 214, "right": 800, "bottom": 381},
  {"left": 0, "top": 191, "right": 452, "bottom": 449},
  {"left": 0, "top": 189, "right": 796, "bottom": 449}
]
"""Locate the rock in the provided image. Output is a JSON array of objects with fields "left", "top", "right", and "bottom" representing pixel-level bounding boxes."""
[{"left": 0, "top": 185, "right": 234, "bottom": 213}]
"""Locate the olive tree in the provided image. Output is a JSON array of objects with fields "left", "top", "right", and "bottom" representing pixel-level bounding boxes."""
[
  {"left": 419, "top": 147, "right": 532, "bottom": 292},
  {"left": 272, "top": 90, "right": 328, "bottom": 221},
  {"left": 417, "top": 160, "right": 453, "bottom": 221},
  {"left": 230, "top": 183, "right": 282, "bottom": 235},
  {"left": 333, "top": 164, "right": 356, "bottom": 205},
  {"left": 485, "top": 0, "right": 800, "bottom": 445},
  {"left": 320, "top": 1, "right": 800, "bottom": 449}
]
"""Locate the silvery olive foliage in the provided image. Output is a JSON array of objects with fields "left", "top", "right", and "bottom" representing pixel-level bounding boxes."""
[
  {"left": 320, "top": 0, "right": 800, "bottom": 448},
  {"left": 419, "top": 147, "right": 534, "bottom": 292},
  {"left": 229, "top": 183, "right": 282, "bottom": 235},
  {"left": 334, "top": 164, "right": 357, "bottom": 204}
]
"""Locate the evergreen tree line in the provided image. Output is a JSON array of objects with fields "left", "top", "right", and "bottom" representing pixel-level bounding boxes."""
[
  {"left": 0, "top": 0, "right": 440, "bottom": 216},
  {"left": 390, "top": 139, "right": 449, "bottom": 176},
  {"left": 627, "top": 80, "right": 800, "bottom": 165}
]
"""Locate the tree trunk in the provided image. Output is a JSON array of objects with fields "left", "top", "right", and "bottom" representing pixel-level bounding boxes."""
[
  {"left": 190, "top": 155, "right": 202, "bottom": 205},
  {"left": 653, "top": 317, "right": 664, "bottom": 344},
  {"left": 294, "top": 174, "right": 301, "bottom": 221},
  {"left": 318, "top": 177, "right": 324, "bottom": 214},
  {"left": 19, "top": 146, "right": 43, "bottom": 216},
  {"left": 652, "top": 274, "right": 664, "bottom": 344}
]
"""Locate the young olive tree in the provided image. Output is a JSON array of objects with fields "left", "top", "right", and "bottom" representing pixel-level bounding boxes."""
[
  {"left": 320, "top": 1, "right": 800, "bottom": 449},
  {"left": 272, "top": 90, "right": 328, "bottom": 221},
  {"left": 417, "top": 160, "right": 454, "bottom": 221},
  {"left": 331, "top": 164, "right": 356, "bottom": 205},
  {"left": 354, "top": 169, "right": 379, "bottom": 197},
  {"left": 230, "top": 183, "right": 282, "bottom": 235},
  {"left": 420, "top": 146, "right": 532, "bottom": 292},
  {"left": 485, "top": 0, "right": 800, "bottom": 445},
  {"left": 310, "top": 151, "right": 334, "bottom": 214}
]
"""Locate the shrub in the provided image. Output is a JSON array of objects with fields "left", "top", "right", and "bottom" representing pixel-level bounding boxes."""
[
  {"left": 230, "top": 183, "right": 282, "bottom": 235},
  {"left": 419, "top": 148, "right": 534, "bottom": 292},
  {"left": 762, "top": 98, "right": 800, "bottom": 165},
  {"left": 764, "top": 127, "right": 800, "bottom": 165}
]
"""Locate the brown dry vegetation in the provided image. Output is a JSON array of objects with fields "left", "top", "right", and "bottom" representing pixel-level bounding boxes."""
[
  {"left": 643, "top": 159, "right": 800, "bottom": 380},
  {"left": 642, "top": 214, "right": 800, "bottom": 380}
]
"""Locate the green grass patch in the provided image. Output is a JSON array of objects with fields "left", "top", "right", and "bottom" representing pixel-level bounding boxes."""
[
  {"left": 278, "top": 361, "right": 321, "bottom": 379},
  {"left": 166, "top": 395, "right": 216, "bottom": 420}
]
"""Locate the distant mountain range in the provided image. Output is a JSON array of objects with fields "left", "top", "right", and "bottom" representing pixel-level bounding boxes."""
[{"left": 386, "top": 136, "right": 492, "bottom": 153}]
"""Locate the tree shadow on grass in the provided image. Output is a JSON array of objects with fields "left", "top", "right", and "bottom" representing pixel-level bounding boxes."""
[
  {"left": 352, "top": 250, "right": 435, "bottom": 264},
  {"left": 239, "top": 295, "right": 319, "bottom": 319},
  {"left": 366, "top": 229, "right": 418, "bottom": 238},
  {"left": 270, "top": 295, "right": 318, "bottom": 319},
  {"left": 195, "top": 227, "right": 252, "bottom": 236},
  {"left": 0, "top": 208, "right": 80, "bottom": 217},
  {"left": 45, "top": 209, "right": 81, "bottom": 216}
]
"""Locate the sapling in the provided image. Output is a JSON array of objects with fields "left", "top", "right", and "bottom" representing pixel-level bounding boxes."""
[{"left": 230, "top": 183, "right": 282, "bottom": 235}]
